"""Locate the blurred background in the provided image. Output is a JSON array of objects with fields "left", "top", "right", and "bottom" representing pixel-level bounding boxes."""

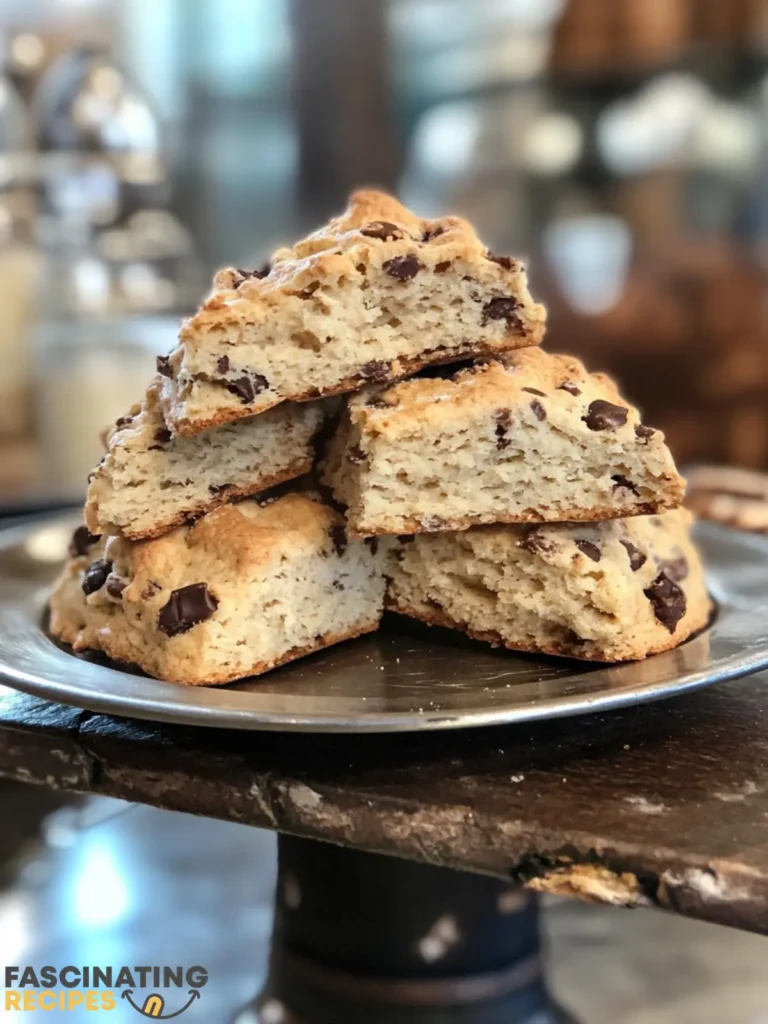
[
  {"left": 0, "top": 0, "right": 767, "bottom": 508},
  {"left": 1, "top": 4, "right": 768, "bottom": 1022}
]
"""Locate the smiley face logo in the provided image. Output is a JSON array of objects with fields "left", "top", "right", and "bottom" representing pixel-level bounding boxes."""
[{"left": 122, "top": 989, "right": 201, "bottom": 1018}]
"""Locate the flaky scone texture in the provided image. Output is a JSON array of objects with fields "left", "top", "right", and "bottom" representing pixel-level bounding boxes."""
[
  {"left": 158, "top": 190, "right": 546, "bottom": 435},
  {"left": 387, "top": 509, "right": 710, "bottom": 662},
  {"left": 323, "top": 348, "right": 685, "bottom": 536},
  {"left": 51, "top": 494, "right": 387, "bottom": 685},
  {"left": 85, "top": 381, "right": 325, "bottom": 541}
]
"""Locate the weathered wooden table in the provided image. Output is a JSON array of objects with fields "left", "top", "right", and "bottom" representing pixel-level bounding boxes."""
[{"left": 1, "top": 667, "right": 767, "bottom": 1023}]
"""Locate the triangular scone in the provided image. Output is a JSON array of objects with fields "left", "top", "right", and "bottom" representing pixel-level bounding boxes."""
[
  {"left": 158, "top": 190, "right": 546, "bottom": 435},
  {"left": 323, "top": 348, "right": 685, "bottom": 537},
  {"left": 85, "top": 381, "right": 324, "bottom": 541},
  {"left": 52, "top": 494, "right": 387, "bottom": 685},
  {"left": 387, "top": 509, "right": 711, "bottom": 662}
]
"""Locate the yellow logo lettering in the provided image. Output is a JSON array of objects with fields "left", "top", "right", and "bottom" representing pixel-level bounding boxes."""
[
  {"left": 68, "top": 991, "right": 84, "bottom": 1010},
  {"left": 142, "top": 994, "right": 165, "bottom": 1017}
]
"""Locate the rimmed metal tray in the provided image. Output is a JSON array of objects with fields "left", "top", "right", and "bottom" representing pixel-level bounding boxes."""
[{"left": 0, "top": 513, "right": 767, "bottom": 733}]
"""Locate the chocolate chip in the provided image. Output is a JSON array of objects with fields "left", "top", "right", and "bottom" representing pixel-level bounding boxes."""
[
  {"left": 494, "top": 408, "right": 512, "bottom": 450},
  {"left": 558, "top": 381, "right": 581, "bottom": 396},
  {"left": 522, "top": 387, "right": 546, "bottom": 396},
  {"left": 422, "top": 225, "right": 445, "bottom": 241},
  {"left": 530, "top": 399, "right": 546, "bottom": 421},
  {"left": 105, "top": 575, "right": 127, "bottom": 599},
  {"left": 226, "top": 373, "right": 269, "bottom": 404},
  {"left": 332, "top": 580, "right": 345, "bottom": 591},
  {"left": 366, "top": 395, "right": 390, "bottom": 409},
  {"left": 383, "top": 254, "right": 422, "bottom": 281},
  {"left": 660, "top": 554, "right": 689, "bottom": 582},
  {"left": 330, "top": 524, "right": 347, "bottom": 557},
  {"left": 364, "top": 536, "right": 379, "bottom": 555},
  {"left": 233, "top": 264, "right": 270, "bottom": 285},
  {"left": 158, "top": 583, "right": 218, "bottom": 637},
  {"left": 348, "top": 445, "right": 367, "bottom": 465},
  {"left": 360, "top": 359, "right": 391, "bottom": 383},
  {"left": 156, "top": 355, "right": 173, "bottom": 378},
  {"left": 481, "top": 297, "right": 520, "bottom": 328},
  {"left": 115, "top": 415, "right": 133, "bottom": 428},
  {"left": 487, "top": 253, "right": 518, "bottom": 271},
  {"left": 217, "top": 355, "right": 230, "bottom": 374},
  {"left": 141, "top": 581, "right": 161, "bottom": 601},
  {"left": 69, "top": 526, "right": 101, "bottom": 558},
  {"left": 153, "top": 427, "right": 172, "bottom": 445},
  {"left": 361, "top": 221, "right": 403, "bottom": 241},
  {"left": 644, "top": 572, "right": 686, "bottom": 633},
  {"left": 583, "top": 400, "right": 628, "bottom": 431},
  {"left": 635, "top": 424, "right": 656, "bottom": 441},
  {"left": 82, "top": 559, "right": 112, "bottom": 596},
  {"left": 397, "top": 535, "right": 415, "bottom": 545},
  {"left": 620, "top": 540, "right": 647, "bottom": 572},
  {"left": 434, "top": 261, "right": 451, "bottom": 274},
  {"left": 612, "top": 474, "right": 640, "bottom": 496},
  {"left": 576, "top": 540, "right": 601, "bottom": 562},
  {"left": 562, "top": 628, "right": 587, "bottom": 647},
  {"left": 519, "top": 527, "right": 553, "bottom": 555}
]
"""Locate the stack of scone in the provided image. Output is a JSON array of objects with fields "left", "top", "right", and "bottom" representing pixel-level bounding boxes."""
[{"left": 50, "top": 192, "right": 710, "bottom": 685}]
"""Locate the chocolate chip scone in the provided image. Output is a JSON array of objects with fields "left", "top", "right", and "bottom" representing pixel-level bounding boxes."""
[
  {"left": 51, "top": 495, "right": 387, "bottom": 685},
  {"left": 387, "top": 509, "right": 710, "bottom": 662},
  {"left": 158, "top": 190, "right": 546, "bottom": 435},
  {"left": 323, "top": 349, "right": 685, "bottom": 537},
  {"left": 685, "top": 465, "right": 768, "bottom": 533},
  {"left": 84, "top": 380, "right": 325, "bottom": 541}
]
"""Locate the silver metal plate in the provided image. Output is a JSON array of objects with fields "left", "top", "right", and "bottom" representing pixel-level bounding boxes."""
[{"left": 1, "top": 513, "right": 767, "bottom": 733}]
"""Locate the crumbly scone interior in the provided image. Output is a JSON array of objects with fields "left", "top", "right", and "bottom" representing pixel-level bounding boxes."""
[
  {"left": 87, "top": 396, "right": 322, "bottom": 539},
  {"left": 161, "top": 192, "right": 545, "bottom": 431},
  {"left": 332, "top": 408, "right": 679, "bottom": 532},
  {"left": 387, "top": 512, "right": 707, "bottom": 660},
  {"left": 324, "top": 353, "right": 683, "bottom": 534}
]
